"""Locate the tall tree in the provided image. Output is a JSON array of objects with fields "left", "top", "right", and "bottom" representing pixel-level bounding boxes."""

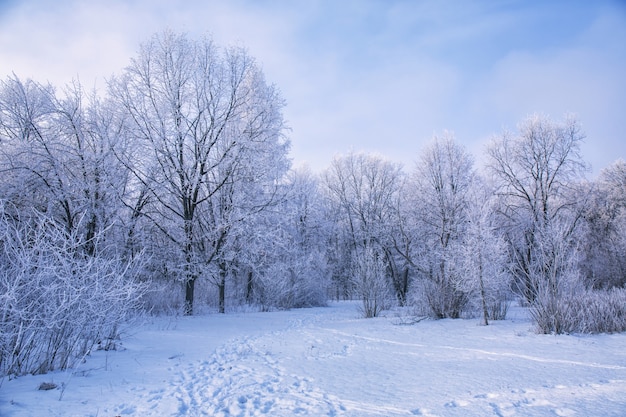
[
  {"left": 486, "top": 114, "right": 588, "bottom": 305},
  {"left": 323, "top": 152, "right": 404, "bottom": 303},
  {"left": 110, "top": 31, "right": 289, "bottom": 314},
  {"left": 408, "top": 133, "right": 475, "bottom": 318},
  {"left": 458, "top": 175, "right": 511, "bottom": 325},
  {"left": 0, "top": 76, "right": 126, "bottom": 255},
  {"left": 580, "top": 159, "right": 626, "bottom": 288}
]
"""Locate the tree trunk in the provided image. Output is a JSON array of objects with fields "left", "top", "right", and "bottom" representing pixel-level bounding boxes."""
[
  {"left": 218, "top": 262, "right": 227, "bottom": 314},
  {"left": 218, "top": 279, "right": 225, "bottom": 314},
  {"left": 184, "top": 278, "right": 195, "bottom": 316},
  {"left": 183, "top": 219, "right": 195, "bottom": 315},
  {"left": 478, "top": 248, "right": 489, "bottom": 326},
  {"left": 400, "top": 266, "right": 409, "bottom": 306},
  {"left": 245, "top": 270, "right": 254, "bottom": 304}
]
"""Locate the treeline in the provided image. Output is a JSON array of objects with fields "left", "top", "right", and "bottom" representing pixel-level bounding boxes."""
[{"left": 1, "top": 31, "right": 625, "bottom": 377}]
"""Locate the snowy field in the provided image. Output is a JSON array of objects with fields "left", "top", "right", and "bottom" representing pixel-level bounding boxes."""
[{"left": 1, "top": 302, "right": 626, "bottom": 417}]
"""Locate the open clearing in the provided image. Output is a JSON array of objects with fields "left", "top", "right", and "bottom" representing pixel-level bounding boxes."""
[{"left": 1, "top": 302, "right": 625, "bottom": 416}]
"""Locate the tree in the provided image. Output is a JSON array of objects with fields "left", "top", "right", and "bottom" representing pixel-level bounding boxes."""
[
  {"left": 237, "top": 168, "right": 331, "bottom": 311},
  {"left": 0, "top": 75, "right": 131, "bottom": 261},
  {"left": 580, "top": 159, "right": 626, "bottom": 289},
  {"left": 486, "top": 114, "right": 588, "bottom": 305},
  {"left": 0, "top": 76, "right": 75, "bottom": 229},
  {"left": 486, "top": 114, "right": 590, "bottom": 333},
  {"left": 110, "top": 31, "right": 289, "bottom": 314},
  {"left": 458, "top": 176, "right": 511, "bottom": 325},
  {"left": 352, "top": 246, "right": 393, "bottom": 318},
  {"left": 408, "top": 133, "right": 474, "bottom": 318},
  {"left": 323, "top": 152, "right": 404, "bottom": 303}
]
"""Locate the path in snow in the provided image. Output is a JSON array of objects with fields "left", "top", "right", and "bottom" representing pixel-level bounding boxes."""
[
  {"left": 1, "top": 302, "right": 626, "bottom": 416},
  {"left": 133, "top": 305, "right": 626, "bottom": 416}
]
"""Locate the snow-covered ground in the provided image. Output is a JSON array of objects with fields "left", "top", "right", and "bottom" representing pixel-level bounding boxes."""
[{"left": 1, "top": 302, "right": 625, "bottom": 417}]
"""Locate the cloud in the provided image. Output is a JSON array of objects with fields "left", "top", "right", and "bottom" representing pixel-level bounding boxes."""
[
  {"left": 0, "top": 1, "right": 151, "bottom": 87},
  {"left": 0, "top": 0, "right": 624, "bottom": 174},
  {"left": 463, "top": 8, "right": 626, "bottom": 173}
]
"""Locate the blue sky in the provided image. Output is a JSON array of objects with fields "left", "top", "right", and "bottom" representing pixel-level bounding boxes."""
[{"left": 1, "top": 0, "right": 624, "bottom": 175}]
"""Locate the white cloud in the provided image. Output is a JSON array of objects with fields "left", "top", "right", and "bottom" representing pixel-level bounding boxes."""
[
  {"left": 464, "top": 9, "right": 626, "bottom": 173},
  {"left": 0, "top": 0, "right": 624, "bottom": 174}
]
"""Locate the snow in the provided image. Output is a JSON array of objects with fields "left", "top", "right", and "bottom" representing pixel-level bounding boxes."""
[{"left": 1, "top": 302, "right": 626, "bottom": 417}]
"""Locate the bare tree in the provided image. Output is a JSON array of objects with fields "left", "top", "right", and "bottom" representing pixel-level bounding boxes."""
[
  {"left": 323, "top": 152, "right": 404, "bottom": 303},
  {"left": 352, "top": 246, "right": 393, "bottom": 318},
  {"left": 409, "top": 133, "right": 474, "bottom": 318},
  {"left": 458, "top": 176, "right": 511, "bottom": 325},
  {"left": 0, "top": 75, "right": 129, "bottom": 257},
  {"left": 580, "top": 159, "right": 626, "bottom": 289},
  {"left": 110, "top": 31, "right": 289, "bottom": 314},
  {"left": 486, "top": 114, "right": 591, "bottom": 333},
  {"left": 486, "top": 114, "right": 588, "bottom": 305},
  {"left": 0, "top": 76, "right": 71, "bottom": 226}
]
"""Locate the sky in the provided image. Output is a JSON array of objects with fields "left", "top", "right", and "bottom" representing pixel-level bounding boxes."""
[{"left": 0, "top": 0, "right": 625, "bottom": 175}]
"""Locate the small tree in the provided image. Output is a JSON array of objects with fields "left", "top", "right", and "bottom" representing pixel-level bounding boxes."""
[
  {"left": 457, "top": 177, "right": 511, "bottom": 325},
  {"left": 323, "top": 152, "right": 404, "bottom": 303},
  {"left": 526, "top": 218, "right": 585, "bottom": 334},
  {"left": 352, "top": 247, "right": 393, "bottom": 318}
]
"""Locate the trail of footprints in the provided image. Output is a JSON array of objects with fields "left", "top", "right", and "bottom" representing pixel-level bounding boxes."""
[
  {"left": 125, "top": 320, "right": 626, "bottom": 417},
  {"left": 173, "top": 333, "right": 344, "bottom": 416}
]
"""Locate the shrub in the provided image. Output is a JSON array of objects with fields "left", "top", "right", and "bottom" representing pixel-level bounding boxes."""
[
  {"left": 0, "top": 208, "right": 148, "bottom": 377},
  {"left": 351, "top": 248, "right": 394, "bottom": 318},
  {"left": 530, "top": 287, "right": 626, "bottom": 334}
]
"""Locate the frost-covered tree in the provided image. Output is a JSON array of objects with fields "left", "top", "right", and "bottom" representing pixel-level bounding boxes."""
[
  {"left": 110, "top": 31, "right": 289, "bottom": 314},
  {"left": 486, "top": 114, "right": 590, "bottom": 333},
  {"left": 323, "top": 152, "right": 403, "bottom": 302},
  {"left": 0, "top": 77, "right": 56, "bottom": 216},
  {"left": 243, "top": 168, "right": 330, "bottom": 310},
  {"left": 580, "top": 159, "right": 626, "bottom": 289},
  {"left": 457, "top": 176, "right": 512, "bottom": 325},
  {"left": 0, "top": 77, "right": 125, "bottom": 254},
  {"left": 351, "top": 246, "right": 393, "bottom": 318},
  {"left": 408, "top": 134, "right": 474, "bottom": 318},
  {"left": 486, "top": 114, "right": 588, "bottom": 305}
]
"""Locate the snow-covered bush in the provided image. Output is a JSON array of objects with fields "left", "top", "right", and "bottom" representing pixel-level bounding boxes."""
[
  {"left": 457, "top": 210, "right": 512, "bottom": 323},
  {"left": 570, "top": 289, "right": 626, "bottom": 333},
  {"left": 139, "top": 278, "right": 186, "bottom": 315},
  {"left": 351, "top": 248, "right": 394, "bottom": 318},
  {"left": 527, "top": 275, "right": 582, "bottom": 335},
  {"left": 422, "top": 277, "right": 469, "bottom": 319},
  {"left": 517, "top": 221, "right": 625, "bottom": 334},
  {"left": 0, "top": 207, "right": 147, "bottom": 377},
  {"left": 532, "top": 288, "right": 626, "bottom": 334},
  {"left": 525, "top": 230, "right": 626, "bottom": 334},
  {"left": 525, "top": 220, "right": 585, "bottom": 334},
  {"left": 253, "top": 253, "right": 329, "bottom": 312},
  {"left": 411, "top": 268, "right": 510, "bottom": 322},
  {"left": 485, "top": 295, "right": 511, "bottom": 321}
]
